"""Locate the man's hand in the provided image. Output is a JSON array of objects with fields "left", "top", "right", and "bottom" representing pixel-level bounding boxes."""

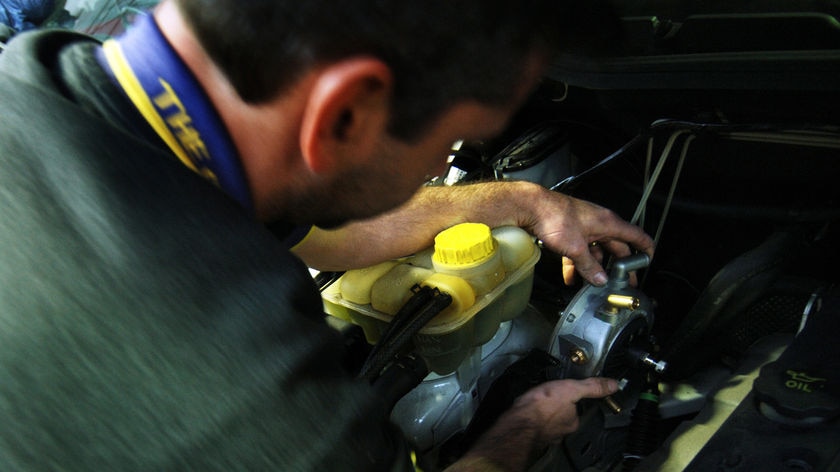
[
  {"left": 515, "top": 183, "right": 654, "bottom": 286},
  {"left": 512, "top": 377, "right": 619, "bottom": 443},
  {"left": 447, "top": 377, "right": 619, "bottom": 471}
]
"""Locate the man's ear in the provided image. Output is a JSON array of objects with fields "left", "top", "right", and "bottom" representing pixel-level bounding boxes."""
[{"left": 300, "top": 57, "right": 393, "bottom": 174}]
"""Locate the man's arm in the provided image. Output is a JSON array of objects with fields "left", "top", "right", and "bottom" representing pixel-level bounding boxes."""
[
  {"left": 292, "top": 180, "right": 654, "bottom": 286},
  {"left": 444, "top": 377, "right": 619, "bottom": 472}
]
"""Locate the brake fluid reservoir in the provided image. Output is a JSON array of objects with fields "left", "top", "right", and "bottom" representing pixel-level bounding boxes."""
[
  {"left": 322, "top": 223, "right": 541, "bottom": 374},
  {"left": 493, "top": 225, "right": 537, "bottom": 271},
  {"left": 431, "top": 223, "right": 506, "bottom": 296},
  {"left": 339, "top": 260, "right": 399, "bottom": 305},
  {"left": 370, "top": 264, "right": 434, "bottom": 315}
]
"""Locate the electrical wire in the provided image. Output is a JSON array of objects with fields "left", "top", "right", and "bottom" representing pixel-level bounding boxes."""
[
  {"left": 548, "top": 118, "right": 839, "bottom": 196},
  {"left": 640, "top": 134, "right": 695, "bottom": 289},
  {"left": 550, "top": 133, "right": 647, "bottom": 192},
  {"left": 650, "top": 118, "right": 838, "bottom": 133},
  {"left": 638, "top": 137, "right": 654, "bottom": 229},
  {"left": 653, "top": 134, "right": 695, "bottom": 247},
  {"left": 630, "top": 130, "right": 693, "bottom": 226}
]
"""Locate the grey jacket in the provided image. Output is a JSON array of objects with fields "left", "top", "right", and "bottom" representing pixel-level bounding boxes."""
[{"left": 0, "top": 29, "right": 405, "bottom": 471}]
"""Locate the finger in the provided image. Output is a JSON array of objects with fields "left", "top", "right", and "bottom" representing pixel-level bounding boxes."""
[
  {"left": 618, "top": 225, "right": 655, "bottom": 258},
  {"left": 582, "top": 203, "right": 654, "bottom": 257},
  {"left": 568, "top": 377, "right": 619, "bottom": 401},
  {"left": 600, "top": 239, "right": 632, "bottom": 260},
  {"left": 589, "top": 242, "right": 605, "bottom": 264},
  {"left": 570, "top": 250, "right": 608, "bottom": 286},
  {"left": 561, "top": 256, "right": 577, "bottom": 286}
]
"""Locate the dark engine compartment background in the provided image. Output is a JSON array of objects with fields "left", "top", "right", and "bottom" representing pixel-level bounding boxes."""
[{"left": 446, "top": 3, "right": 840, "bottom": 468}]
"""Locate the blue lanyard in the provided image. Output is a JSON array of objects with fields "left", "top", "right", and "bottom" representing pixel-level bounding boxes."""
[{"left": 97, "top": 13, "right": 253, "bottom": 212}]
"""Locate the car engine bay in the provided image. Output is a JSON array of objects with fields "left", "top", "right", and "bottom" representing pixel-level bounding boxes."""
[{"left": 321, "top": 2, "right": 840, "bottom": 470}]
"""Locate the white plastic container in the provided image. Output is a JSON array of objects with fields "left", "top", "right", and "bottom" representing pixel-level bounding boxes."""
[{"left": 322, "top": 224, "right": 540, "bottom": 374}]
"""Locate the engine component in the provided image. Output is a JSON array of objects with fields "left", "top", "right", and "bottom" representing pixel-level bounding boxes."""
[
  {"left": 660, "top": 230, "right": 801, "bottom": 379},
  {"left": 360, "top": 286, "right": 453, "bottom": 382},
  {"left": 433, "top": 349, "right": 566, "bottom": 469},
  {"left": 320, "top": 224, "right": 545, "bottom": 464},
  {"left": 623, "top": 373, "right": 663, "bottom": 470},
  {"left": 546, "top": 254, "right": 666, "bottom": 470},
  {"left": 549, "top": 253, "right": 662, "bottom": 383},
  {"left": 754, "top": 293, "right": 840, "bottom": 425},
  {"left": 430, "top": 222, "right": 506, "bottom": 296},
  {"left": 489, "top": 122, "right": 577, "bottom": 189},
  {"left": 391, "top": 307, "right": 555, "bottom": 456},
  {"left": 322, "top": 225, "right": 540, "bottom": 375}
]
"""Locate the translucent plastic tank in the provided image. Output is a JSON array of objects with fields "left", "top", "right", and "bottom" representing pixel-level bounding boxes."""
[{"left": 322, "top": 223, "right": 540, "bottom": 374}]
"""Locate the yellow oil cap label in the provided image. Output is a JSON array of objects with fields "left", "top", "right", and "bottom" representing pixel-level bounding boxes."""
[{"left": 432, "top": 222, "right": 496, "bottom": 266}]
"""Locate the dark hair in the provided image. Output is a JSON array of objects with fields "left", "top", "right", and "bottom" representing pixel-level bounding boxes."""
[{"left": 173, "top": 0, "right": 616, "bottom": 141}]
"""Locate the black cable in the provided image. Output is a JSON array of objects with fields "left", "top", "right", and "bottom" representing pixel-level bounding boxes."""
[
  {"left": 549, "top": 118, "right": 840, "bottom": 195},
  {"left": 360, "top": 286, "right": 435, "bottom": 375},
  {"left": 359, "top": 286, "right": 452, "bottom": 382},
  {"left": 313, "top": 271, "right": 344, "bottom": 292},
  {"left": 550, "top": 133, "right": 647, "bottom": 192},
  {"left": 649, "top": 118, "right": 839, "bottom": 134},
  {"left": 361, "top": 290, "right": 452, "bottom": 382}
]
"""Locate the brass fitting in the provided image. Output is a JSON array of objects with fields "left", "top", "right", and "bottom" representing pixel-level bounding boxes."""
[
  {"left": 569, "top": 348, "right": 588, "bottom": 365},
  {"left": 603, "top": 395, "right": 623, "bottom": 414},
  {"left": 607, "top": 294, "right": 641, "bottom": 310}
]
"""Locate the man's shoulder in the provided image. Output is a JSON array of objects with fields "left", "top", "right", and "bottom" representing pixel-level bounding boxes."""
[{"left": 0, "top": 28, "right": 97, "bottom": 88}]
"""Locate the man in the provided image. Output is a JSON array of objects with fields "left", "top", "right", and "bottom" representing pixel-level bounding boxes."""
[{"left": 0, "top": 0, "right": 653, "bottom": 470}]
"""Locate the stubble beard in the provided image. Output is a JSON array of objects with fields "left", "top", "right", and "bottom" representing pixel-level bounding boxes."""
[{"left": 266, "top": 165, "right": 404, "bottom": 229}]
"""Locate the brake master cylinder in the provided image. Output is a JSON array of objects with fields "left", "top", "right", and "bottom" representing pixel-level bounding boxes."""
[
  {"left": 329, "top": 223, "right": 542, "bottom": 452},
  {"left": 321, "top": 223, "right": 541, "bottom": 374}
]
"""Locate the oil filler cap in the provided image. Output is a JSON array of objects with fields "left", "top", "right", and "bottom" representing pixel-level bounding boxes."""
[
  {"left": 753, "top": 295, "right": 840, "bottom": 425},
  {"left": 432, "top": 223, "right": 496, "bottom": 268}
]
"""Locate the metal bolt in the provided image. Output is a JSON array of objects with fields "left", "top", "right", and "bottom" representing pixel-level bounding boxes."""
[
  {"left": 617, "top": 378, "right": 629, "bottom": 391},
  {"left": 641, "top": 354, "right": 667, "bottom": 373}
]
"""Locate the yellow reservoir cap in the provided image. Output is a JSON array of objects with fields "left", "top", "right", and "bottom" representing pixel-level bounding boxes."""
[{"left": 432, "top": 222, "right": 496, "bottom": 268}]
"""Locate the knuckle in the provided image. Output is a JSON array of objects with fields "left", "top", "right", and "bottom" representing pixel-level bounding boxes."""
[{"left": 565, "top": 241, "right": 589, "bottom": 259}]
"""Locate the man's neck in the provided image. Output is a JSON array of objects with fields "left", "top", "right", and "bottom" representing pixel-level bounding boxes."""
[{"left": 98, "top": 10, "right": 253, "bottom": 212}]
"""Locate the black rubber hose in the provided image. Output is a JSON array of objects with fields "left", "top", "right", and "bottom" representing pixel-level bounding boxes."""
[
  {"left": 622, "top": 375, "right": 662, "bottom": 471},
  {"left": 314, "top": 271, "right": 344, "bottom": 291},
  {"left": 360, "top": 288, "right": 452, "bottom": 382},
  {"left": 360, "top": 286, "right": 435, "bottom": 377},
  {"left": 361, "top": 290, "right": 452, "bottom": 382},
  {"left": 370, "top": 353, "right": 430, "bottom": 417}
]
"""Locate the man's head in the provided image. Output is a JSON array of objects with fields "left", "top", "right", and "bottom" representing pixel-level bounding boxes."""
[
  {"left": 160, "top": 0, "right": 616, "bottom": 225},
  {"left": 170, "top": 0, "right": 611, "bottom": 142}
]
